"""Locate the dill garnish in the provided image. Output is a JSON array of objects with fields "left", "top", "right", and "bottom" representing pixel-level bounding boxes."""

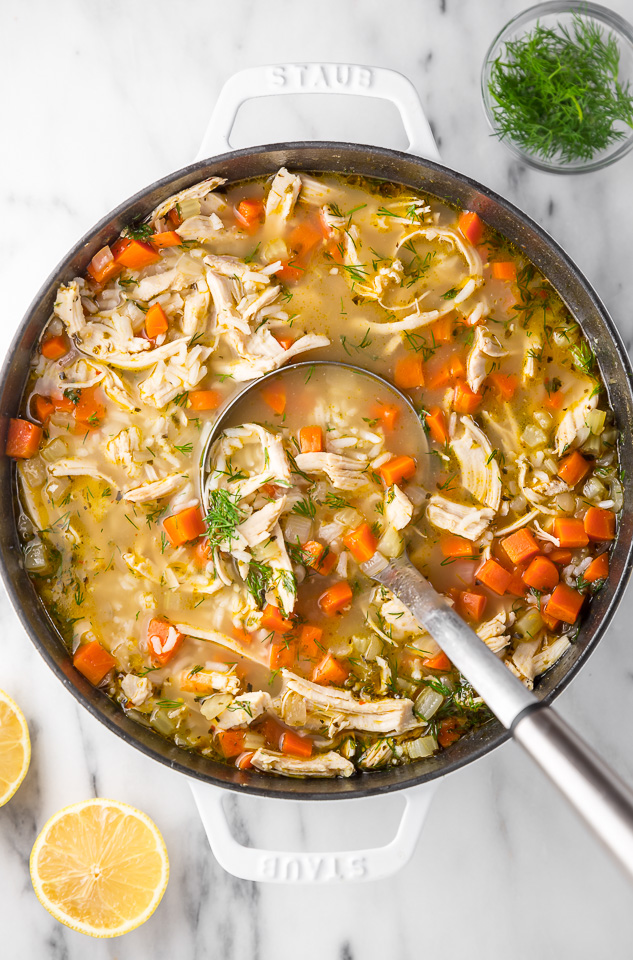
[
  {"left": 205, "top": 489, "right": 245, "bottom": 548},
  {"left": 487, "top": 13, "right": 633, "bottom": 163}
]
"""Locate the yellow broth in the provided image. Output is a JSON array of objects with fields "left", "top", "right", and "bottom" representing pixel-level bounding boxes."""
[{"left": 13, "top": 169, "right": 620, "bottom": 777}]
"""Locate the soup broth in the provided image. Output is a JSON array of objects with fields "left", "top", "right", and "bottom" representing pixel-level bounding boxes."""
[{"left": 10, "top": 169, "right": 620, "bottom": 778}]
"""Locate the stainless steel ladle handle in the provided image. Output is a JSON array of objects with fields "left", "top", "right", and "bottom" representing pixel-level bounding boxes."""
[{"left": 377, "top": 557, "right": 633, "bottom": 879}]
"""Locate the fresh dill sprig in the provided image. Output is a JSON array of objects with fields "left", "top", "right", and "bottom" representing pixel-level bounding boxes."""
[
  {"left": 487, "top": 13, "right": 633, "bottom": 163},
  {"left": 205, "top": 489, "right": 245, "bottom": 548}
]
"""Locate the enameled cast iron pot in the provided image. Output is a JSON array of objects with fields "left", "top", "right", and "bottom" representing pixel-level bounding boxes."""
[{"left": 2, "top": 64, "right": 633, "bottom": 882}]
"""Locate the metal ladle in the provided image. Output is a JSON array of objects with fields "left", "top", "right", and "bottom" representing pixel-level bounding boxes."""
[{"left": 200, "top": 360, "right": 633, "bottom": 878}]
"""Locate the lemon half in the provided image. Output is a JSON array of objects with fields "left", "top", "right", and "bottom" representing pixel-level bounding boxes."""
[
  {"left": 0, "top": 688, "right": 31, "bottom": 806},
  {"left": 30, "top": 798, "right": 169, "bottom": 938}
]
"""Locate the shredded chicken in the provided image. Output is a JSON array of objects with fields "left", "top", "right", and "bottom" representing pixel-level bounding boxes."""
[
  {"left": 251, "top": 748, "right": 354, "bottom": 778},
  {"left": 294, "top": 451, "right": 369, "bottom": 491},
  {"left": 426, "top": 495, "right": 495, "bottom": 540},
  {"left": 466, "top": 326, "right": 507, "bottom": 393}
]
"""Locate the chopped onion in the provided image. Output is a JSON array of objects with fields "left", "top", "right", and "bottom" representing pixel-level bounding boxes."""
[
  {"left": 533, "top": 411, "right": 552, "bottom": 430},
  {"left": 200, "top": 693, "right": 233, "bottom": 721},
  {"left": 581, "top": 433, "right": 602, "bottom": 456},
  {"left": 353, "top": 633, "right": 383, "bottom": 660},
  {"left": 283, "top": 514, "right": 312, "bottom": 545},
  {"left": 555, "top": 492, "right": 576, "bottom": 513},
  {"left": 24, "top": 540, "right": 52, "bottom": 574},
  {"left": 587, "top": 408, "right": 606, "bottom": 436},
  {"left": 334, "top": 507, "right": 362, "bottom": 529},
  {"left": 40, "top": 437, "right": 68, "bottom": 463},
  {"left": 510, "top": 494, "right": 527, "bottom": 513},
  {"left": 378, "top": 525, "right": 403, "bottom": 559},
  {"left": 318, "top": 520, "right": 343, "bottom": 543},
  {"left": 178, "top": 198, "right": 201, "bottom": 219},
  {"left": 583, "top": 476, "right": 607, "bottom": 501},
  {"left": 263, "top": 239, "right": 289, "bottom": 263},
  {"left": 515, "top": 608, "right": 544, "bottom": 639},
  {"left": 521, "top": 424, "right": 548, "bottom": 448},
  {"left": 414, "top": 687, "right": 443, "bottom": 721},
  {"left": 404, "top": 734, "right": 438, "bottom": 759}
]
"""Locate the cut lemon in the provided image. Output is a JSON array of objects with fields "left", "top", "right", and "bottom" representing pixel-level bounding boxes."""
[
  {"left": 0, "top": 688, "right": 31, "bottom": 806},
  {"left": 30, "top": 798, "right": 169, "bottom": 938}
]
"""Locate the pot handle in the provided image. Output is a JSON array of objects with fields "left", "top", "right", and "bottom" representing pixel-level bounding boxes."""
[
  {"left": 190, "top": 778, "right": 437, "bottom": 883},
  {"left": 195, "top": 63, "right": 440, "bottom": 161}
]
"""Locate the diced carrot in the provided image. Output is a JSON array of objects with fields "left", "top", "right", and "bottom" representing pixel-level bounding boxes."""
[
  {"left": 146, "top": 618, "right": 184, "bottom": 666},
  {"left": 236, "top": 198, "right": 265, "bottom": 227},
  {"left": 319, "top": 582, "right": 353, "bottom": 617},
  {"left": 236, "top": 751, "right": 255, "bottom": 770},
  {"left": 584, "top": 506, "right": 616, "bottom": 542},
  {"left": 488, "top": 372, "right": 517, "bottom": 401},
  {"left": 261, "top": 383, "right": 286, "bottom": 415},
  {"left": 312, "top": 652, "right": 349, "bottom": 685},
  {"left": 163, "top": 505, "right": 206, "bottom": 546},
  {"left": 476, "top": 558, "right": 512, "bottom": 596},
  {"left": 280, "top": 729, "right": 313, "bottom": 758},
  {"left": 5, "top": 419, "right": 42, "bottom": 459},
  {"left": 453, "top": 380, "right": 483, "bottom": 414},
  {"left": 548, "top": 548, "right": 573, "bottom": 565},
  {"left": 216, "top": 730, "right": 245, "bottom": 759},
  {"left": 379, "top": 455, "right": 416, "bottom": 486},
  {"left": 506, "top": 566, "right": 528, "bottom": 598},
  {"left": 545, "top": 583, "right": 584, "bottom": 624},
  {"left": 74, "top": 386, "right": 106, "bottom": 430},
  {"left": 112, "top": 237, "right": 161, "bottom": 270},
  {"left": 288, "top": 219, "right": 324, "bottom": 258},
  {"left": 423, "top": 650, "right": 452, "bottom": 671},
  {"left": 544, "top": 389, "right": 565, "bottom": 411},
  {"left": 394, "top": 355, "right": 425, "bottom": 389},
  {"left": 260, "top": 716, "right": 284, "bottom": 750},
  {"left": 458, "top": 211, "right": 484, "bottom": 245},
  {"left": 274, "top": 334, "right": 294, "bottom": 351},
  {"left": 522, "top": 555, "right": 559, "bottom": 591},
  {"left": 502, "top": 528, "right": 540, "bottom": 565},
  {"left": 553, "top": 517, "right": 589, "bottom": 548},
  {"left": 492, "top": 261, "right": 517, "bottom": 281},
  {"left": 261, "top": 483, "right": 277, "bottom": 497},
  {"left": 441, "top": 535, "right": 478, "bottom": 558},
  {"left": 298, "top": 625, "right": 323, "bottom": 659},
  {"left": 301, "top": 541, "right": 338, "bottom": 576},
  {"left": 371, "top": 402, "right": 399, "bottom": 430},
  {"left": 41, "top": 334, "right": 69, "bottom": 361},
  {"left": 557, "top": 451, "right": 590, "bottom": 487},
  {"left": 193, "top": 538, "right": 211, "bottom": 565},
  {"left": 270, "top": 640, "right": 296, "bottom": 670},
  {"left": 53, "top": 394, "right": 76, "bottom": 415},
  {"left": 86, "top": 245, "right": 122, "bottom": 284},
  {"left": 325, "top": 238, "right": 345, "bottom": 263},
  {"left": 425, "top": 406, "right": 449, "bottom": 445},
  {"left": 73, "top": 640, "right": 116, "bottom": 685},
  {"left": 458, "top": 590, "right": 488, "bottom": 621},
  {"left": 150, "top": 230, "right": 182, "bottom": 248},
  {"left": 449, "top": 355, "right": 466, "bottom": 380},
  {"left": 145, "top": 302, "right": 169, "bottom": 340},
  {"left": 32, "top": 395, "right": 55, "bottom": 424},
  {"left": 541, "top": 611, "right": 560, "bottom": 631},
  {"left": 167, "top": 208, "right": 183, "bottom": 228},
  {"left": 432, "top": 315, "right": 454, "bottom": 344},
  {"left": 584, "top": 552, "right": 609, "bottom": 583},
  {"left": 438, "top": 717, "right": 463, "bottom": 748},
  {"left": 275, "top": 260, "right": 305, "bottom": 284},
  {"left": 188, "top": 389, "right": 221, "bottom": 411},
  {"left": 299, "top": 425, "right": 323, "bottom": 453},
  {"left": 343, "top": 523, "right": 377, "bottom": 564},
  {"left": 261, "top": 603, "right": 293, "bottom": 633}
]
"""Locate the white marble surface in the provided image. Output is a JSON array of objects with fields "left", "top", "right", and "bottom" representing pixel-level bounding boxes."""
[{"left": 2, "top": 0, "right": 633, "bottom": 956}]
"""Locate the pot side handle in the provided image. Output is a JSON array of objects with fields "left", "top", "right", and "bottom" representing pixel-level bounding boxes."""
[
  {"left": 190, "top": 779, "right": 437, "bottom": 884},
  {"left": 195, "top": 63, "right": 440, "bottom": 161}
]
